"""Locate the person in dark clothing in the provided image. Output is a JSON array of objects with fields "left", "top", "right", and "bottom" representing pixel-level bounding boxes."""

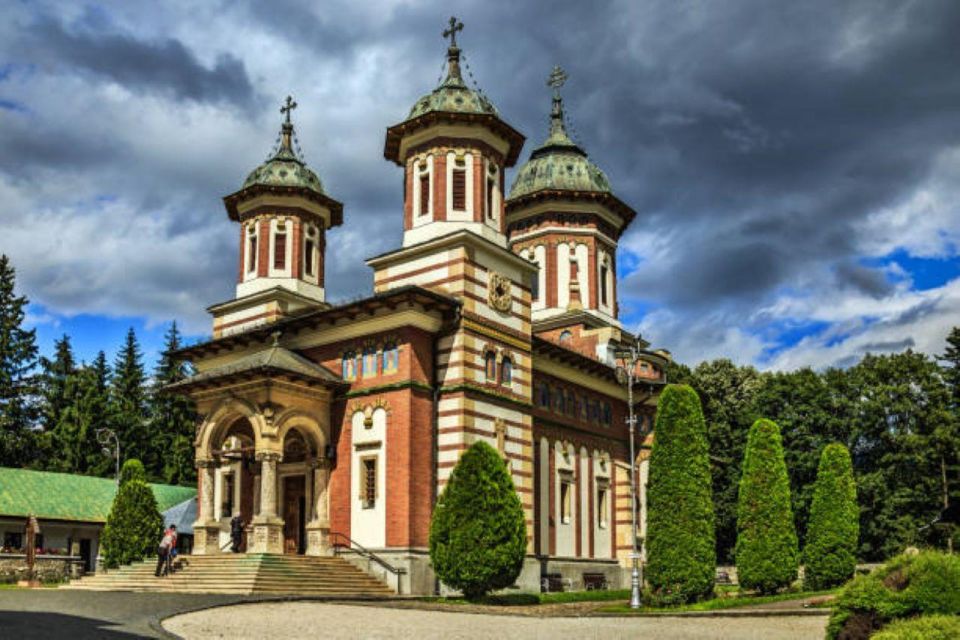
[
  {"left": 230, "top": 515, "right": 244, "bottom": 553},
  {"left": 155, "top": 525, "right": 177, "bottom": 577}
]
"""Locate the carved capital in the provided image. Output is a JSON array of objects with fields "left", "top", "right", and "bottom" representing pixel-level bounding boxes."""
[{"left": 256, "top": 451, "right": 282, "bottom": 464}]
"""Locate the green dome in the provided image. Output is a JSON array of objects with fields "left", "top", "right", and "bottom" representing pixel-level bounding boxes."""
[
  {"left": 241, "top": 117, "right": 325, "bottom": 195},
  {"left": 508, "top": 72, "right": 611, "bottom": 200},
  {"left": 407, "top": 45, "right": 498, "bottom": 120}
]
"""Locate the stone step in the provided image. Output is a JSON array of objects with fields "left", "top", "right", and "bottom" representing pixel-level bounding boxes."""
[{"left": 64, "top": 554, "right": 394, "bottom": 596}]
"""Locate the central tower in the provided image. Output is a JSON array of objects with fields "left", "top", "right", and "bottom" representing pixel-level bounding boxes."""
[{"left": 383, "top": 17, "right": 525, "bottom": 249}]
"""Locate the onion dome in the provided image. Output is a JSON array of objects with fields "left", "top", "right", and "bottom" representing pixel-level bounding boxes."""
[
  {"left": 407, "top": 30, "right": 498, "bottom": 119},
  {"left": 241, "top": 96, "right": 325, "bottom": 194},
  {"left": 384, "top": 17, "right": 525, "bottom": 167},
  {"left": 508, "top": 66, "right": 612, "bottom": 199}
]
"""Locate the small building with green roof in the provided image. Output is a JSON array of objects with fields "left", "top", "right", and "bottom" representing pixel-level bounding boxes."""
[{"left": 0, "top": 467, "right": 195, "bottom": 573}]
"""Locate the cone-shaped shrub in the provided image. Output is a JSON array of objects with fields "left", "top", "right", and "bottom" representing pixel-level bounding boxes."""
[
  {"left": 101, "top": 458, "right": 163, "bottom": 568},
  {"left": 646, "top": 384, "right": 716, "bottom": 604},
  {"left": 804, "top": 443, "right": 858, "bottom": 590},
  {"left": 735, "top": 418, "right": 799, "bottom": 593},
  {"left": 429, "top": 440, "right": 527, "bottom": 599}
]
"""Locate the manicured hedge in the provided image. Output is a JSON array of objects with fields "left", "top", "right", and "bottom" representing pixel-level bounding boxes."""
[
  {"left": 804, "top": 443, "right": 858, "bottom": 590},
  {"left": 100, "top": 459, "right": 164, "bottom": 568},
  {"left": 870, "top": 615, "right": 960, "bottom": 640},
  {"left": 735, "top": 418, "right": 798, "bottom": 593},
  {"left": 646, "top": 384, "right": 716, "bottom": 604},
  {"left": 826, "top": 551, "right": 960, "bottom": 640},
  {"left": 429, "top": 441, "right": 527, "bottom": 600}
]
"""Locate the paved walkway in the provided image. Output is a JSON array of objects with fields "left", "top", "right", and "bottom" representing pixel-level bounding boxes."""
[
  {"left": 164, "top": 602, "right": 829, "bottom": 640},
  {"left": 0, "top": 589, "right": 247, "bottom": 639}
]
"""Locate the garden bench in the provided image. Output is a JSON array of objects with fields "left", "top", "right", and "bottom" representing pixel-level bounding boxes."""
[{"left": 583, "top": 573, "right": 608, "bottom": 590}]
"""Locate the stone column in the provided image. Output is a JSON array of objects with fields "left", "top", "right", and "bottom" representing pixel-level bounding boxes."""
[
  {"left": 305, "top": 457, "right": 332, "bottom": 556},
  {"left": 193, "top": 460, "right": 222, "bottom": 555},
  {"left": 249, "top": 451, "right": 284, "bottom": 554}
]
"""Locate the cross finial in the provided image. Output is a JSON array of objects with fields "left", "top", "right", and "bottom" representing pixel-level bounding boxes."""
[
  {"left": 280, "top": 95, "right": 297, "bottom": 125},
  {"left": 443, "top": 16, "right": 464, "bottom": 48},
  {"left": 548, "top": 65, "right": 568, "bottom": 95}
]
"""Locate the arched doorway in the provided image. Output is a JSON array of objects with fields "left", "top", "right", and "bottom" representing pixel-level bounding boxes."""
[
  {"left": 212, "top": 417, "right": 257, "bottom": 551},
  {"left": 280, "top": 428, "right": 315, "bottom": 554}
]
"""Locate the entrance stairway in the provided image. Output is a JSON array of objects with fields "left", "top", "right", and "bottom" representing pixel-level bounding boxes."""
[{"left": 62, "top": 553, "right": 395, "bottom": 596}]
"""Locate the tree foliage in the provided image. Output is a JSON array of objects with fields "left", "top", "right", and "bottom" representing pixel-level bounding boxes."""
[
  {"left": 109, "top": 328, "right": 150, "bottom": 472},
  {"left": 826, "top": 551, "right": 960, "bottom": 640},
  {"left": 735, "top": 418, "right": 799, "bottom": 593},
  {"left": 0, "top": 255, "right": 39, "bottom": 467},
  {"left": 429, "top": 441, "right": 527, "bottom": 600},
  {"left": 100, "top": 458, "right": 164, "bottom": 568},
  {"left": 804, "top": 443, "right": 858, "bottom": 589},
  {"left": 148, "top": 322, "right": 197, "bottom": 485},
  {"left": 646, "top": 384, "right": 716, "bottom": 604}
]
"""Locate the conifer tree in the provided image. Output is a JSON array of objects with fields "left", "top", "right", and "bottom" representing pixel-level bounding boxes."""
[
  {"left": 429, "top": 441, "right": 527, "bottom": 599},
  {"left": 0, "top": 255, "right": 39, "bottom": 467},
  {"left": 109, "top": 328, "right": 150, "bottom": 474},
  {"left": 735, "top": 418, "right": 799, "bottom": 593},
  {"left": 804, "top": 443, "right": 858, "bottom": 589},
  {"left": 56, "top": 357, "right": 112, "bottom": 475},
  {"left": 39, "top": 334, "right": 76, "bottom": 432},
  {"left": 646, "top": 384, "right": 716, "bottom": 604},
  {"left": 149, "top": 322, "right": 197, "bottom": 484},
  {"left": 100, "top": 459, "right": 163, "bottom": 568}
]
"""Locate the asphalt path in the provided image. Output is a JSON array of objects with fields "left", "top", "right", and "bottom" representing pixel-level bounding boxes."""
[{"left": 0, "top": 589, "right": 246, "bottom": 639}]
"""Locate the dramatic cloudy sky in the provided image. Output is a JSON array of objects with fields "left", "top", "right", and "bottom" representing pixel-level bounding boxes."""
[{"left": 2, "top": 0, "right": 959, "bottom": 370}]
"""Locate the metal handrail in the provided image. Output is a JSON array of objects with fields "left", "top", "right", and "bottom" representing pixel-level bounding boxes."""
[{"left": 329, "top": 532, "right": 407, "bottom": 578}]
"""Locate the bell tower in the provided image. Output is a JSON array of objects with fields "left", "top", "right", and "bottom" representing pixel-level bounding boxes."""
[
  {"left": 382, "top": 17, "right": 525, "bottom": 250},
  {"left": 211, "top": 97, "right": 344, "bottom": 338}
]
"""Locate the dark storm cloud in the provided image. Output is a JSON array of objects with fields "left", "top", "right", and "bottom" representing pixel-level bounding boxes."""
[
  {"left": 835, "top": 262, "right": 895, "bottom": 299},
  {"left": 24, "top": 15, "right": 256, "bottom": 109}
]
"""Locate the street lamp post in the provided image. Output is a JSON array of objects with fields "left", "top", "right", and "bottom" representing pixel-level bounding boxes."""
[
  {"left": 97, "top": 428, "right": 120, "bottom": 486},
  {"left": 616, "top": 344, "right": 651, "bottom": 610}
]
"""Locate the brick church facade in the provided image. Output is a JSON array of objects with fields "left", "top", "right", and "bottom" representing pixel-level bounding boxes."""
[{"left": 172, "top": 22, "right": 669, "bottom": 594}]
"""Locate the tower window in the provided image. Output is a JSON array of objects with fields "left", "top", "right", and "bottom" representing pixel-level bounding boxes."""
[
  {"left": 486, "top": 177, "right": 495, "bottom": 219},
  {"left": 274, "top": 228, "right": 287, "bottom": 270},
  {"left": 452, "top": 165, "right": 466, "bottom": 211},
  {"left": 419, "top": 172, "right": 430, "bottom": 216},
  {"left": 600, "top": 264, "right": 608, "bottom": 306},
  {"left": 305, "top": 239, "right": 315, "bottom": 276},
  {"left": 247, "top": 226, "right": 257, "bottom": 274},
  {"left": 485, "top": 351, "right": 497, "bottom": 381},
  {"left": 501, "top": 357, "right": 513, "bottom": 386},
  {"left": 531, "top": 262, "right": 540, "bottom": 302}
]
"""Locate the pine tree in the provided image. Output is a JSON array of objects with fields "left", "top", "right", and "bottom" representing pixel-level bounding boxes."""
[
  {"left": 149, "top": 322, "right": 197, "bottom": 485},
  {"left": 646, "top": 384, "right": 716, "bottom": 604},
  {"left": 84, "top": 352, "right": 114, "bottom": 477},
  {"left": 100, "top": 459, "right": 163, "bottom": 568},
  {"left": 429, "top": 441, "right": 527, "bottom": 599},
  {"left": 56, "top": 356, "right": 112, "bottom": 475},
  {"left": 804, "top": 443, "right": 858, "bottom": 589},
  {"left": 109, "top": 328, "right": 149, "bottom": 474},
  {"left": 0, "top": 255, "right": 39, "bottom": 467},
  {"left": 735, "top": 418, "right": 799, "bottom": 593},
  {"left": 39, "top": 334, "right": 76, "bottom": 432},
  {"left": 942, "top": 327, "right": 960, "bottom": 408}
]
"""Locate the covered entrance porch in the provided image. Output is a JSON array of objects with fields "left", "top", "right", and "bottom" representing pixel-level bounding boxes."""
[{"left": 167, "top": 337, "right": 345, "bottom": 557}]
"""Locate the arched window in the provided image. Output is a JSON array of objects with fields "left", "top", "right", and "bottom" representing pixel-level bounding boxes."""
[
  {"left": 303, "top": 225, "right": 318, "bottom": 279},
  {"left": 342, "top": 351, "right": 357, "bottom": 381},
  {"left": 485, "top": 351, "right": 497, "bottom": 381},
  {"left": 382, "top": 342, "right": 399, "bottom": 375},
  {"left": 559, "top": 330, "right": 572, "bottom": 344},
  {"left": 246, "top": 224, "right": 258, "bottom": 275},
  {"left": 537, "top": 382, "right": 550, "bottom": 408},
  {"left": 501, "top": 357, "right": 513, "bottom": 386},
  {"left": 553, "top": 387, "right": 565, "bottom": 413},
  {"left": 362, "top": 345, "right": 378, "bottom": 377}
]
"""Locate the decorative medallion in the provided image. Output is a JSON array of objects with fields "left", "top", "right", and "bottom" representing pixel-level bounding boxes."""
[{"left": 488, "top": 272, "right": 513, "bottom": 313}]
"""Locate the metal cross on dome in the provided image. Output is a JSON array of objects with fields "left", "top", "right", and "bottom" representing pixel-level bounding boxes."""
[
  {"left": 443, "top": 16, "right": 464, "bottom": 47},
  {"left": 548, "top": 65, "right": 568, "bottom": 95},
  {"left": 280, "top": 95, "right": 297, "bottom": 124}
]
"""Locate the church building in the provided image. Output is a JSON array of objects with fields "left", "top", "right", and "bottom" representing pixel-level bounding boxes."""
[{"left": 171, "top": 20, "right": 669, "bottom": 595}]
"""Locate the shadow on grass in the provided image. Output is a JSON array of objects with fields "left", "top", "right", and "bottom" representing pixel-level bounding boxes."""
[{"left": 0, "top": 611, "right": 149, "bottom": 640}]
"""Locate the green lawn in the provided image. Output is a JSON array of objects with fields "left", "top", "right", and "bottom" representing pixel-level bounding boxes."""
[
  {"left": 426, "top": 586, "right": 836, "bottom": 611},
  {"left": 599, "top": 588, "right": 837, "bottom": 614}
]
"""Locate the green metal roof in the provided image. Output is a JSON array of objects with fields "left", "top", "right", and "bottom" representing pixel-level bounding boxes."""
[
  {"left": 508, "top": 68, "right": 612, "bottom": 200},
  {"left": 0, "top": 467, "right": 196, "bottom": 524},
  {"left": 407, "top": 45, "right": 498, "bottom": 120}
]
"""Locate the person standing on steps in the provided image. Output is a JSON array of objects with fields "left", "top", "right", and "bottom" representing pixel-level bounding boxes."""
[
  {"left": 155, "top": 524, "right": 177, "bottom": 577},
  {"left": 230, "top": 515, "right": 245, "bottom": 553}
]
